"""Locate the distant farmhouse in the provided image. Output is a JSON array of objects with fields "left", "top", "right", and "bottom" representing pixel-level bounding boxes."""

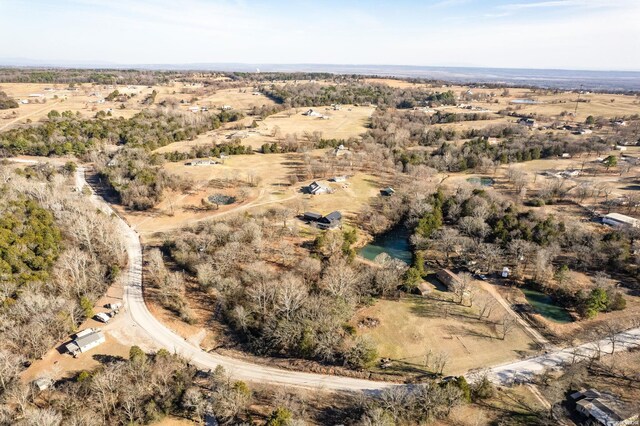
[
  {"left": 185, "top": 160, "right": 216, "bottom": 166},
  {"left": 602, "top": 213, "right": 639, "bottom": 228},
  {"left": 571, "top": 389, "right": 638, "bottom": 426},
  {"left": 517, "top": 118, "right": 537, "bottom": 128},
  {"left": 304, "top": 181, "right": 330, "bottom": 195},
  {"left": 302, "top": 109, "right": 323, "bottom": 117}
]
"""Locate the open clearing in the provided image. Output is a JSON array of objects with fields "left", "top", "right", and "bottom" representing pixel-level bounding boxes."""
[
  {"left": 0, "top": 82, "right": 157, "bottom": 129},
  {"left": 119, "top": 151, "right": 380, "bottom": 238},
  {"left": 357, "top": 293, "right": 536, "bottom": 376},
  {"left": 155, "top": 104, "right": 375, "bottom": 153}
]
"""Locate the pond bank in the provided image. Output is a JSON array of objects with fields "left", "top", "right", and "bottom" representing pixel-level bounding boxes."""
[{"left": 359, "top": 226, "right": 412, "bottom": 264}]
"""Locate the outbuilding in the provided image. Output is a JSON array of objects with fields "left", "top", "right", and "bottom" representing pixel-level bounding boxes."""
[
  {"left": 65, "top": 330, "right": 105, "bottom": 356},
  {"left": 305, "top": 181, "right": 329, "bottom": 195},
  {"left": 436, "top": 269, "right": 461, "bottom": 291},
  {"left": 303, "top": 212, "right": 323, "bottom": 222},
  {"left": 602, "top": 213, "right": 639, "bottom": 228},
  {"left": 317, "top": 211, "right": 342, "bottom": 230}
]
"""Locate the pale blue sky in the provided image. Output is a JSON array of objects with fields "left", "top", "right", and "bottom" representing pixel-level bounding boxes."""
[{"left": 0, "top": 0, "right": 638, "bottom": 70}]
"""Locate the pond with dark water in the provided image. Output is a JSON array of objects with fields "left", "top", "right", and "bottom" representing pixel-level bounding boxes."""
[
  {"left": 466, "top": 176, "right": 495, "bottom": 186},
  {"left": 359, "top": 226, "right": 412, "bottom": 264},
  {"left": 521, "top": 287, "right": 573, "bottom": 323}
]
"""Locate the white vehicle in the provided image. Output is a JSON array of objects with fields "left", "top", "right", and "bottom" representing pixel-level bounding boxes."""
[
  {"left": 105, "top": 302, "right": 122, "bottom": 310},
  {"left": 94, "top": 312, "right": 111, "bottom": 323}
]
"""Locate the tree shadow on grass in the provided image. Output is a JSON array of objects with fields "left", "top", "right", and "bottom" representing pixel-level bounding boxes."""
[
  {"left": 374, "top": 359, "right": 438, "bottom": 381},
  {"left": 92, "top": 354, "right": 126, "bottom": 365}
]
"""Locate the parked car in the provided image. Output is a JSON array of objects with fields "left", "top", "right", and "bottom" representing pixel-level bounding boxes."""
[
  {"left": 105, "top": 302, "right": 122, "bottom": 310},
  {"left": 94, "top": 312, "right": 111, "bottom": 323},
  {"left": 476, "top": 274, "right": 488, "bottom": 281}
]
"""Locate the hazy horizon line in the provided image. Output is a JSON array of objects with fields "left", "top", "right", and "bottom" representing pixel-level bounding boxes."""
[{"left": 1, "top": 58, "right": 640, "bottom": 74}]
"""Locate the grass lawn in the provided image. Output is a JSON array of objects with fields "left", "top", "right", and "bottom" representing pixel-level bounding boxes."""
[{"left": 357, "top": 293, "right": 536, "bottom": 376}]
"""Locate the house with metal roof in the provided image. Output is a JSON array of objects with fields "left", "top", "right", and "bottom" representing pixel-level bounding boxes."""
[{"left": 65, "top": 330, "right": 105, "bottom": 356}]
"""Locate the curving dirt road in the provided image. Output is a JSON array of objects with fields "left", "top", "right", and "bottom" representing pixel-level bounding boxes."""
[{"left": 76, "top": 166, "right": 396, "bottom": 391}]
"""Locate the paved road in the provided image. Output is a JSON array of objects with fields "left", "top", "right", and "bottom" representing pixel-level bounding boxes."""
[{"left": 484, "top": 326, "right": 640, "bottom": 385}]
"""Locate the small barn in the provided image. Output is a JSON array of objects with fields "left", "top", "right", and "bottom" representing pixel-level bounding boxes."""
[
  {"left": 303, "top": 212, "right": 323, "bottom": 222},
  {"left": 602, "top": 212, "right": 639, "bottom": 228},
  {"left": 436, "top": 269, "right": 461, "bottom": 291},
  {"left": 517, "top": 118, "right": 537, "bottom": 128}
]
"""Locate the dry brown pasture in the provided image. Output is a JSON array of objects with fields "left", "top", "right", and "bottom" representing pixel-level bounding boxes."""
[
  {"left": 0, "top": 82, "right": 161, "bottom": 130},
  {"left": 366, "top": 77, "right": 640, "bottom": 122},
  {"left": 357, "top": 293, "right": 536, "bottom": 375},
  {"left": 155, "top": 104, "right": 375, "bottom": 153},
  {"left": 119, "top": 150, "right": 381, "bottom": 239}
]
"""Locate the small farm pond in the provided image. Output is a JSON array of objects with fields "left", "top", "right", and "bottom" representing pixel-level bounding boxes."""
[
  {"left": 208, "top": 194, "right": 236, "bottom": 205},
  {"left": 359, "top": 226, "right": 412, "bottom": 264},
  {"left": 521, "top": 287, "right": 573, "bottom": 323},
  {"left": 467, "top": 176, "right": 495, "bottom": 186}
]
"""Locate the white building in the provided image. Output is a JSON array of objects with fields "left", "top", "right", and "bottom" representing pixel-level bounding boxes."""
[
  {"left": 302, "top": 109, "right": 322, "bottom": 117},
  {"left": 602, "top": 213, "right": 639, "bottom": 228},
  {"left": 65, "top": 330, "right": 105, "bottom": 355}
]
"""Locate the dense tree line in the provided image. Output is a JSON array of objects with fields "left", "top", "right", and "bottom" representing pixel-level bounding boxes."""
[
  {"left": 0, "top": 166, "right": 126, "bottom": 398},
  {"left": 0, "top": 109, "right": 243, "bottom": 157},
  {"left": 0, "top": 68, "right": 182, "bottom": 85},
  {"left": 261, "top": 82, "right": 456, "bottom": 108},
  {"left": 0, "top": 90, "right": 18, "bottom": 109},
  {"left": 163, "top": 143, "right": 253, "bottom": 162},
  {"left": 1, "top": 347, "right": 207, "bottom": 425}
]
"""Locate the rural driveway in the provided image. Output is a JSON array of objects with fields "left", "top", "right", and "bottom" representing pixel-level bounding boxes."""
[{"left": 477, "top": 280, "right": 551, "bottom": 348}]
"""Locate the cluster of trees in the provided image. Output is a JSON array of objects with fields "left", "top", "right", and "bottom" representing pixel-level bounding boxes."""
[
  {"left": 1, "top": 347, "right": 204, "bottom": 425},
  {"left": 0, "top": 90, "right": 18, "bottom": 109},
  {"left": 261, "top": 82, "right": 456, "bottom": 109},
  {"left": 97, "top": 148, "right": 189, "bottom": 210},
  {"left": 0, "top": 68, "right": 180, "bottom": 85},
  {"left": 0, "top": 166, "right": 126, "bottom": 397},
  {"left": 394, "top": 184, "right": 631, "bottom": 318},
  {"left": 365, "top": 108, "right": 609, "bottom": 174},
  {"left": 354, "top": 377, "right": 491, "bottom": 425},
  {"left": 163, "top": 143, "right": 253, "bottom": 162},
  {"left": 430, "top": 111, "right": 493, "bottom": 124},
  {"left": 260, "top": 136, "right": 346, "bottom": 154},
  {"left": 0, "top": 109, "right": 243, "bottom": 157},
  {"left": 156, "top": 213, "right": 408, "bottom": 368}
]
